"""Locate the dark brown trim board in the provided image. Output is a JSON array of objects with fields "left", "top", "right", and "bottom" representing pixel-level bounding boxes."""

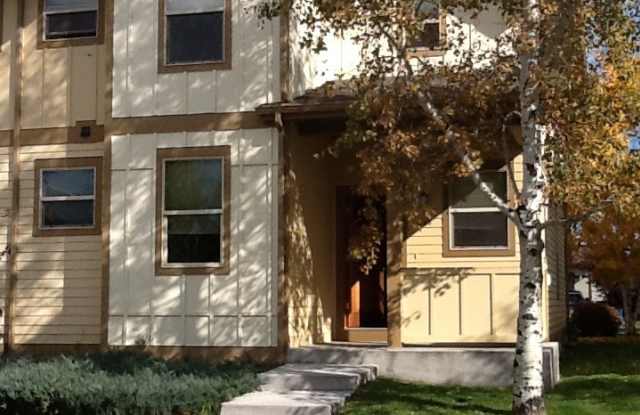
[
  {"left": 157, "top": 0, "right": 232, "bottom": 73},
  {"left": 108, "top": 112, "right": 272, "bottom": 136},
  {"left": 0, "top": 131, "right": 12, "bottom": 147},
  {"left": 20, "top": 122, "right": 104, "bottom": 146},
  {"left": 5, "top": 0, "right": 26, "bottom": 355},
  {"left": 33, "top": 157, "right": 104, "bottom": 237},
  {"left": 37, "top": 0, "right": 105, "bottom": 49},
  {"left": 155, "top": 146, "right": 231, "bottom": 276}
]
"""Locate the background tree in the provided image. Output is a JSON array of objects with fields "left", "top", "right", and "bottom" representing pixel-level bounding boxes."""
[
  {"left": 260, "top": 1, "right": 640, "bottom": 414},
  {"left": 570, "top": 208, "right": 640, "bottom": 335}
]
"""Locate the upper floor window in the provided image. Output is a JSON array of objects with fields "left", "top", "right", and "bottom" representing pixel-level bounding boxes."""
[
  {"left": 34, "top": 157, "right": 103, "bottom": 237},
  {"left": 443, "top": 170, "right": 515, "bottom": 257},
  {"left": 159, "top": 0, "right": 232, "bottom": 72},
  {"left": 42, "top": 0, "right": 99, "bottom": 40},
  {"left": 410, "top": 1, "right": 445, "bottom": 51}
]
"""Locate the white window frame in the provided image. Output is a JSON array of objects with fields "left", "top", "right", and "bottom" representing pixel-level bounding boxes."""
[
  {"left": 43, "top": 0, "right": 99, "bottom": 41},
  {"left": 160, "top": 156, "right": 225, "bottom": 269},
  {"left": 448, "top": 171, "right": 509, "bottom": 250},
  {"left": 39, "top": 166, "right": 97, "bottom": 230},
  {"left": 164, "top": 0, "right": 226, "bottom": 65}
]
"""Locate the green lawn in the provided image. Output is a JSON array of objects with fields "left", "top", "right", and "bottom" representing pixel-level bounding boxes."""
[{"left": 344, "top": 342, "right": 640, "bottom": 415}]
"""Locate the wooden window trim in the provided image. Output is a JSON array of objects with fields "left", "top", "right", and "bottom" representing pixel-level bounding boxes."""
[
  {"left": 407, "top": 6, "right": 447, "bottom": 58},
  {"left": 155, "top": 146, "right": 231, "bottom": 276},
  {"left": 442, "top": 169, "right": 516, "bottom": 258},
  {"left": 37, "top": 0, "right": 105, "bottom": 49},
  {"left": 33, "top": 157, "right": 103, "bottom": 237},
  {"left": 157, "top": 0, "right": 232, "bottom": 73}
]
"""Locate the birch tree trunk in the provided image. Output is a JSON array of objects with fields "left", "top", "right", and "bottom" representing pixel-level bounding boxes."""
[{"left": 513, "top": 0, "right": 547, "bottom": 414}]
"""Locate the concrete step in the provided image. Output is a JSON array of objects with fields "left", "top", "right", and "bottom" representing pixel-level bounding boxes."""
[
  {"left": 220, "top": 390, "right": 352, "bottom": 415},
  {"left": 258, "top": 364, "right": 377, "bottom": 392}
]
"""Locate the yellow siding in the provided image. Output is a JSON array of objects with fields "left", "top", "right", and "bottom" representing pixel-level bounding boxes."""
[
  {"left": 544, "top": 204, "right": 567, "bottom": 341},
  {"left": 0, "top": 147, "right": 11, "bottom": 343},
  {"left": 0, "top": 0, "right": 18, "bottom": 131},
  {"left": 13, "top": 143, "right": 104, "bottom": 345},
  {"left": 20, "top": 0, "right": 105, "bottom": 129},
  {"left": 402, "top": 156, "right": 523, "bottom": 344}
]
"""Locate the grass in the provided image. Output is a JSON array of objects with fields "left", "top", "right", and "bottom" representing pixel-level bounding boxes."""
[{"left": 343, "top": 341, "right": 640, "bottom": 415}]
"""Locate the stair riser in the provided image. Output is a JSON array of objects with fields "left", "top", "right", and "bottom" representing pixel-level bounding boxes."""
[
  {"left": 221, "top": 405, "right": 333, "bottom": 415},
  {"left": 259, "top": 375, "right": 359, "bottom": 392}
]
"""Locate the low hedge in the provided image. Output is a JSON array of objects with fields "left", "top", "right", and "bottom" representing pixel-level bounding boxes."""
[
  {"left": 0, "top": 351, "right": 261, "bottom": 415},
  {"left": 569, "top": 302, "right": 621, "bottom": 338}
]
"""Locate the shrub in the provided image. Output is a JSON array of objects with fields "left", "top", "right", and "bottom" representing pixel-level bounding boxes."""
[
  {"left": 570, "top": 302, "right": 621, "bottom": 338},
  {"left": 0, "top": 351, "right": 261, "bottom": 415}
]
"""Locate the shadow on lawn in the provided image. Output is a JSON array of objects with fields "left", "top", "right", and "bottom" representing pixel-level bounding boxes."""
[
  {"left": 347, "top": 379, "right": 511, "bottom": 415},
  {"left": 551, "top": 374, "right": 640, "bottom": 401}
]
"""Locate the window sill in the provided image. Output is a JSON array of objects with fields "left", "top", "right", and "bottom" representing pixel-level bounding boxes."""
[
  {"left": 442, "top": 247, "right": 516, "bottom": 258},
  {"left": 407, "top": 48, "right": 447, "bottom": 59},
  {"left": 158, "top": 60, "right": 232, "bottom": 74},
  {"left": 155, "top": 264, "right": 230, "bottom": 276}
]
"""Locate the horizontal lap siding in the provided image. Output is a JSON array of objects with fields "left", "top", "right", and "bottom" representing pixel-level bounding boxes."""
[
  {"left": 12, "top": 143, "right": 104, "bottom": 345},
  {"left": 402, "top": 156, "right": 523, "bottom": 344}
]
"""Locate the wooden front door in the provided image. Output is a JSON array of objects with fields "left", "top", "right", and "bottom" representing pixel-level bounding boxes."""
[{"left": 336, "top": 187, "right": 387, "bottom": 341}]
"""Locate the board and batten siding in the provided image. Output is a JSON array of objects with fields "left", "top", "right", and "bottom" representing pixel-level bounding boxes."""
[
  {"left": 20, "top": 0, "right": 106, "bottom": 129},
  {"left": 402, "top": 156, "right": 524, "bottom": 344},
  {"left": 12, "top": 143, "right": 104, "bottom": 345},
  {"left": 108, "top": 129, "right": 278, "bottom": 347},
  {"left": 0, "top": 147, "right": 10, "bottom": 344},
  {"left": 544, "top": 204, "right": 567, "bottom": 341},
  {"left": 112, "top": 0, "right": 280, "bottom": 118}
]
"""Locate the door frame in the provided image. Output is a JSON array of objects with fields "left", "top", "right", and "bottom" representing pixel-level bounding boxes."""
[{"left": 334, "top": 186, "right": 388, "bottom": 343}]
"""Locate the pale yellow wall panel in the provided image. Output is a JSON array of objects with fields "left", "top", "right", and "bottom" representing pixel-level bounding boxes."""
[
  {"left": 14, "top": 315, "right": 101, "bottom": 326},
  {"left": 20, "top": 142, "right": 105, "bottom": 154},
  {"left": 492, "top": 274, "right": 519, "bottom": 338},
  {"left": 14, "top": 287, "right": 101, "bottom": 299},
  {"left": 43, "top": 48, "right": 70, "bottom": 126},
  {"left": 13, "top": 325, "right": 101, "bottom": 336},
  {"left": 429, "top": 275, "right": 461, "bottom": 338},
  {"left": 70, "top": 45, "right": 99, "bottom": 123},
  {"left": 15, "top": 306, "right": 101, "bottom": 317},
  {"left": 16, "top": 278, "right": 101, "bottom": 290},
  {"left": 15, "top": 251, "right": 102, "bottom": 262},
  {"left": 96, "top": 45, "right": 106, "bottom": 125},
  {"left": 17, "top": 270, "right": 101, "bottom": 280},
  {"left": 460, "top": 274, "right": 492, "bottom": 337},
  {"left": 15, "top": 296, "right": 99, "bottom": 308},
  {"left": 15, "top": 260, "right": 102, "bottom": 271}
]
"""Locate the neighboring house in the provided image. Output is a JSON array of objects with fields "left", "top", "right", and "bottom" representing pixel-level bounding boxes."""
[{"left": 0, "top": 1, "right": 566, "bottom": 358}]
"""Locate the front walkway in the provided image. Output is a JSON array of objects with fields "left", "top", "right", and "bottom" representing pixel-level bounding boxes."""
[{"left": 221, "top": 364, "right": 377, "bottom": 415}]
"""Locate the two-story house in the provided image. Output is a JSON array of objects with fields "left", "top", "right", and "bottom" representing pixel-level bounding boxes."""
[{"left": 0, "top": 0, "right": 565, "bottom": 382}]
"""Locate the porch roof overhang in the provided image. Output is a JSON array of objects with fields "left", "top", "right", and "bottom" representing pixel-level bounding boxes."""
[{"left": 256, "top": 98, "right": 352, "bottom": 121}]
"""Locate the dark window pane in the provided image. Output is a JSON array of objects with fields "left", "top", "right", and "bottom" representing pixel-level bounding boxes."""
[
  {"left": 414, "top": 22, "right": 440, "bottom": 49},
  {"left": 165, "top": 159, "right": 222, "bottom": 211},
  {"left": 166, "top": 12, "right": 224, "bottom": 64},
  {"left": 42, "top": 200, "right": 94, "bottom": 227},
  {"left": 46, "top": 11, "right": 98, "bottom": 39},
  {"left": 452, "top": 212, "right": 508, "bottom": 247},
  {"left": 416, "top": 1, "right": 439, "bottom": 19},
  {"left": 451, "top": 172, "right": 507, "bottom": 209},
  {"left": 167, "top": 215, "right": 221, "bottom": 263},
  {"left": 43, "top": 169, "right": 94, "bottom": 197}
]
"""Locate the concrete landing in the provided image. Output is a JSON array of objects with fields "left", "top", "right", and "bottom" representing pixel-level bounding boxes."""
[
  {"left": 221, "top": 364, "right": 377, "bottom": 415},
  {"left": 288, "top": 343, "right": 561, "bottom": 390}
]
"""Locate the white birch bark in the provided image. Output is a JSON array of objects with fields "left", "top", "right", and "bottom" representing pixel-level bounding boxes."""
[{"left": 513, "top": 0, "right": 547, "bottom": 414}]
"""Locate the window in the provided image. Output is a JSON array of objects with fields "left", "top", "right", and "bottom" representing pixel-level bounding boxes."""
[
  {"left": 443, "top": 170, "right": 515, "bottom": 257},
  {"left": 41, "top": 0, "right": 101, "bottom": 43},
  {"left": 410, "top": 1, "right": 445, "bottom": 51},
  {"left": 159, "top": 0, "right": 232, "bottom": 72},
  {"left": 156, "top": 146, "right": 231, "bottom": 275},
  {"left": 34, "top": 158, "right": 103, "bottom": 237}
]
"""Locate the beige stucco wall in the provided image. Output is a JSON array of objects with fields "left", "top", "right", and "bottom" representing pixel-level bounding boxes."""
[
  {"left": 112, "top": 0, "right": 280, "bottom": 118},
  {"left": 108, "top": 129, "right": 279, "bottom": 347},
  {"left": 20, "top": 0, "right": 106, "bottom": 129}
]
